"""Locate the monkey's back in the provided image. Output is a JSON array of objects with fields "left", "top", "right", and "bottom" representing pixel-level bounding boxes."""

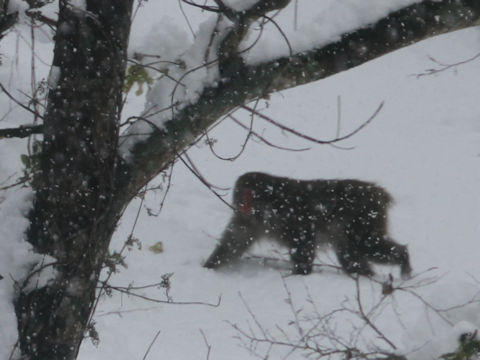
[
  {"left": 235, "top": 172, "right": 391, "bottom": 207},
  {"left": 234, "top": 172, "right": 392, "bottom": 236}
]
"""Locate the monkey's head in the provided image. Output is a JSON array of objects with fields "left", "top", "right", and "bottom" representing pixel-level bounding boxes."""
[
  {"left": 237, "top": 187, "right": 255, "bottom": 215},
  {"left": 233, "top": 172, "right": 265, "bottom": 216},
  {"left": 233, "top": 172, "right": 276, "bottom": 217}
]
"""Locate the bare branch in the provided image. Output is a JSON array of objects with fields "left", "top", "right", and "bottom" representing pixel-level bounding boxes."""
[
  {"left": 0, "top": 125, "right": 43, "bottom": 138},
  {"left": 354, "top": 277, "right": 398, "bottom": 350},
  {"left": 261, "top": 13, "right": 293, "bottom": 56},
  {"left": 125, "top": 0, "right": 480, "bottom": 198},
  {"left": 141, "top": 329, "right": 161, "bottom": 360},
  {"left": 199, "top": 329, "right": 212, "bottom": 360},
  {"left": 230, "top": 113, "right": 311, "bottom": 152},
  {"left": 416, "top": 51, "right": 480, "bottom": 77},
  {"left": 100, "top": 281, "right": 222, "bottom": 307},
  {"left": 177, "top": 153, "right": 234, "bottom": 210},
  {"left": 177, "top": 0, "right": 196, "bottom": 39},
  {"left": 233, "top": 279, "right": 407, "bottom": 359},
  {"left": 241, "top": 101, "right": 383, "bottom": 145},
  {"left": 0, "top": 83, "right": 44, "bottom": 120}
]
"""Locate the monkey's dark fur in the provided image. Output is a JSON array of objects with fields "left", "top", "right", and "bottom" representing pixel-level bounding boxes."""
[{"left": 204, "top": 172, "right": 411, "bottom": 277}]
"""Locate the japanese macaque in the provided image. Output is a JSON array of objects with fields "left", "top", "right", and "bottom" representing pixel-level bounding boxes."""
[{"left": 204, "top": 172, "right": 411, "bottom": 277}]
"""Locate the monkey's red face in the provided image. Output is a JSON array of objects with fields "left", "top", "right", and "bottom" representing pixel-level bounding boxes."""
[{"left": 238, "top": 188, "right": 255, "bottom": 215}]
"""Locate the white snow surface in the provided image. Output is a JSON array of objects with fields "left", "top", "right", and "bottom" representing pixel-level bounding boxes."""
[{"left": 0, "top": 1, "right": 479, "bottom": 359}]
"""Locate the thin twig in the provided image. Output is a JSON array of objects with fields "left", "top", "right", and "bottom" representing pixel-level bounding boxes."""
[
  {"left": 177, "top": 153, "right": 234, "bottom": 210},
  {"left": 101, "top": 282, "right": 222, "bottom": 307},
  {"left": 241, "top": 101, "right": 384, "bottom": 145},
  {"left": 262, "top": 14, "right": 293, "bottom": 56},
  {"left": 230, "top": 114, "right": 310, "bottom": 152},
  {"left": 199, "top": 329, "right": 212, "bottom": 360},
  {"left": 354, "top": 277, "right": 397, "bottom": 350},
  {"left": 416, "top": 51, "right": 480, "bottom": 78},
  {"left": 178, "top": 0, "right": 196, "bottom": 39},
  {"left": 142, "top": 329, "right": 162, "bottom": 360},
  {"left": 206, "top": 98, "right": 258, "bottom": 162},
  {"left": 0, "top": 83, "right": 44, "bottom": 120},
  {"left": 88, "top": 189, "right": 148, "bottom": 327}
]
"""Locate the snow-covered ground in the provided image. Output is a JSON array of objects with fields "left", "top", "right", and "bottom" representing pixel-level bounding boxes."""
[{"left": 0, "top": 1, "right": 480, "bottom": 359}]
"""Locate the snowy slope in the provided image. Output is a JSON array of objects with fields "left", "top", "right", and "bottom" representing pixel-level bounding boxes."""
[
  {"left": 0, "top": 1, "right": 479, "bottom": 359},
  {"left": 80, "top": 25, "right": 480, "bottom": 360}
]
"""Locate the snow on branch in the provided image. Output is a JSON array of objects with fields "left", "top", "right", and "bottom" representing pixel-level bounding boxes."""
[
  {"left": 252, "top": 0, "right": 480, "bottom": 91},
  {"left": 121, "top": 0, "right": 480, "bottom": 196}
]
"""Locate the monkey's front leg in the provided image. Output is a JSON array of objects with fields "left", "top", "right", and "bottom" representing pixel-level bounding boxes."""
[
  {"left": 288, "top": 231, "right": 316, "bottom": 275},
  {"left": 204, "top": 215, "right": 259, "bottom": 269},
  {"left": 366, "top": 237, "right": 412, "bottom": 278}
]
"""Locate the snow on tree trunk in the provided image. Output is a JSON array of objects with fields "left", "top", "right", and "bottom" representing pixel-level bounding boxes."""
[{"left": 14, "top": 2, "right": 133, "bottom": 359}]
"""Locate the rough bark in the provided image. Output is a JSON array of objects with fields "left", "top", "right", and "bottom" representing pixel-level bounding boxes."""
[
  {"left": 0, "top": 0, "right": 17, "bottom": 39},
  {"left": 14, "top": 1, "right": 133, "bottom": 359}
]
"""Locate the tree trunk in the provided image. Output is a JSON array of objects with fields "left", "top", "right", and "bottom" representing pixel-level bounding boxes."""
[{"left": 14, "top": 1, "right": 133, "bottom": 359}]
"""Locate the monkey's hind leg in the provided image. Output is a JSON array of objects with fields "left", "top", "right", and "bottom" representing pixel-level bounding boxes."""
[
  {"left": 335, "top": 240, "right": 374, "bottom": 276},
  {"left": 204, "top": 217, "right": 256, "bottom": 269},
  {"left": 367, "top": 237, "right": 412, "bottom": 278}
]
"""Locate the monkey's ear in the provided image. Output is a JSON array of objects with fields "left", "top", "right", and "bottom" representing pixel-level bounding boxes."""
[{"left": 238, "top": 188, "right": 255, "bottom": 215}]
